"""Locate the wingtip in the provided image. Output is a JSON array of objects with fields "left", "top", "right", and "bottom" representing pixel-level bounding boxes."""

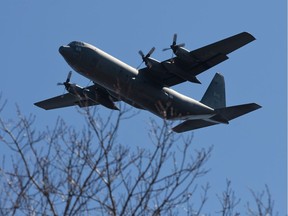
[
  {"left": 253, "top": 103, "right": 262, "bottom": 110},
  {"left": 172, "top": 127, "right": 181, "bottom": 133},
  {"left": 242, "top": 31, "right": 256, "bottom": 41},
  {"left": 247, "top": 102, "right": 261, "bottom": 109},
  {"left": 34, "top": 102, "right": 40, "bottom": 107},
  {"left": 34, "top": 101, "right": 50, "bottom": 110}
]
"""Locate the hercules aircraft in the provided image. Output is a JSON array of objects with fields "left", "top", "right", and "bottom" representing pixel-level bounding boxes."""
[{"left": 34, "top": 32, "right": 261, "bottom": 132}]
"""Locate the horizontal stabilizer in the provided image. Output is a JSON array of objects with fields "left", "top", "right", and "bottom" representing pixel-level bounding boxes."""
[
  {"left": 172, "top": 103, "right": 261, "bottom": 133},
  {"left": 173, "top": 119, "right": 218, "bottom": 133},
  {"left": 215, "top": 103, "right": 261, "bottom": 121}
]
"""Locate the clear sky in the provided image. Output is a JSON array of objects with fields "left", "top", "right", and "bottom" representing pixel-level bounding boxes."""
[{"left": 0, "top": 0, "right": 286, "bottom": 214}]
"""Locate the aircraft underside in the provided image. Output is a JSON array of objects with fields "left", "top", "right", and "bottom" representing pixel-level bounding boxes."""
[{"left": 35, "top": 32, "right": 261, "bottom": 132}]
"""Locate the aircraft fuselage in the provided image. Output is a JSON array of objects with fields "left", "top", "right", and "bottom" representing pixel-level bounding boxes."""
[{"left": 59, "top": 41, "right": 214, "bottom": 120}]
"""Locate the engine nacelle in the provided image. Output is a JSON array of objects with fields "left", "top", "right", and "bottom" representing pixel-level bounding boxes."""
[
  {"left": 67, "top": 84, "right": 119, "bottom": 110},
  {"left": 162, "top": 61, "right": 201, "bottom": 84},
  {"left": 174, "top": 47, "right": 195, "bottom": 63},
  {"left": 83, "top": 87, "right": 119, "bottom": 110}
]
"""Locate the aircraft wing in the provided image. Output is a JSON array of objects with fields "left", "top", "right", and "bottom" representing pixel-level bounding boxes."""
[
  {"left": 139, "top": 32, "right": 255, "bottom": 87},
  {"left": 35, "top": 85, "right": 119, "bottom": 110},
  {"left": 186, "top": 32, "right": 255, "bottom": 76},
  {"left": 34, "top": 93, "right": 97, "bottom": 110}
]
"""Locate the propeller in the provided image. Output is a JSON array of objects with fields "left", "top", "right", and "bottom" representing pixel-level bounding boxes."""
[
  {"left": 162, "top": 33, "right": 185, "bottom": 54},
  {"left": 137, "top": 47, "right": 155, "bottom": 69},
  {"left": 57, "top": 71, "right": 72, "bottom": 90}
]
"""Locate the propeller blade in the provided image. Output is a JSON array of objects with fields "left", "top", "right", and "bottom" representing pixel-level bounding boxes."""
[
  {"left": 173, "top": 33, "right": 177, "bottom": 45},
  {"left": 138, "top": 50, "right": 145, "bottom": 58},
  {"left": 162, "top": 47, "right": 171, "bottom": 52},
  {"left": 137, "top": 47, "right": 155, "bottom": 69},
  {"left": 163, "top": 33, "right": 186, "bottom": 55},
  {"left": 147, "top": 47, "right": 155, "bottom": 57},
  {"left": 57, "top": 71, "right": 72, "bottom": 90},
  {"left": 177, "top": 43, "right": 185, "bottom": 48},
  {"left": 66, "top": 71, "right": 72, "bottom": 83},
  {"left": 136, "top": 61, "right": 144, "bottom": 69}
]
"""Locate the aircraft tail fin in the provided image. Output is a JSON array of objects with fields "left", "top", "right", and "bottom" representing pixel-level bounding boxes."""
[
  {"left": 200, "top": 73, "right": 226, "bottom": 109},
  {"left": 173, "top": 73, "right": 261, "bottom": 133},
  {"left": 172, "top": 103, "right": 261, "bottom": 133}
]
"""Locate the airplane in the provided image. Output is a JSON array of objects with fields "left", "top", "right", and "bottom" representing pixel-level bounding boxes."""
[{"left": 34, "top": 32, "right": 261, "bottom": 132}]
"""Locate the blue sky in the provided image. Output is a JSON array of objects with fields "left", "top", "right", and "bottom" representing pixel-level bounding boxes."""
[{"left": 0, "top": 0, "right": 286, "bottom": 214}]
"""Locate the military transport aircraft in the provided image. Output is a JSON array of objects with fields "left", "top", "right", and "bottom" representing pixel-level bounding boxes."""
[{"left": 35, "top": 32, "right": 261, "bottom": 132}]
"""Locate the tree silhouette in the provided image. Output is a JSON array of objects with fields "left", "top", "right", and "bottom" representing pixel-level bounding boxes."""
[{"left": 0, "top": 101, "right": 277, "bottom": 215}]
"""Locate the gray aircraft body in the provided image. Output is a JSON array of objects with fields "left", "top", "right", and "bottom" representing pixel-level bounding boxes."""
[{"left": 35, "top": 32, "right": 261, "bottom": 132}]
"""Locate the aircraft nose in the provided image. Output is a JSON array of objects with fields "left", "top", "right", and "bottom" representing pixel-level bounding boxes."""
[{"left": 59, "top": 45, "right": 70, "bottom": 56}]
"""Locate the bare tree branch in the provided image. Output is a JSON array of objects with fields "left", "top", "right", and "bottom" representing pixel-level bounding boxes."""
[
  {"left": 0, "top": 100, "right": 278, "bottom": 216},
  {"left": 216, "top": 179, "right": 241, "bottom": 216},
  {"left": 247, "top": 185, "right": 278, "bottom": 216}
]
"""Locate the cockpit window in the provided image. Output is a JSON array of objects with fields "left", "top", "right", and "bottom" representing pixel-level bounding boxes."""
[
  {"left": 68, "top": 41, "right": 84, "bottom": 53},
  {"left": 68, "top": 41, "right": 85, "bottom": 47}
]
